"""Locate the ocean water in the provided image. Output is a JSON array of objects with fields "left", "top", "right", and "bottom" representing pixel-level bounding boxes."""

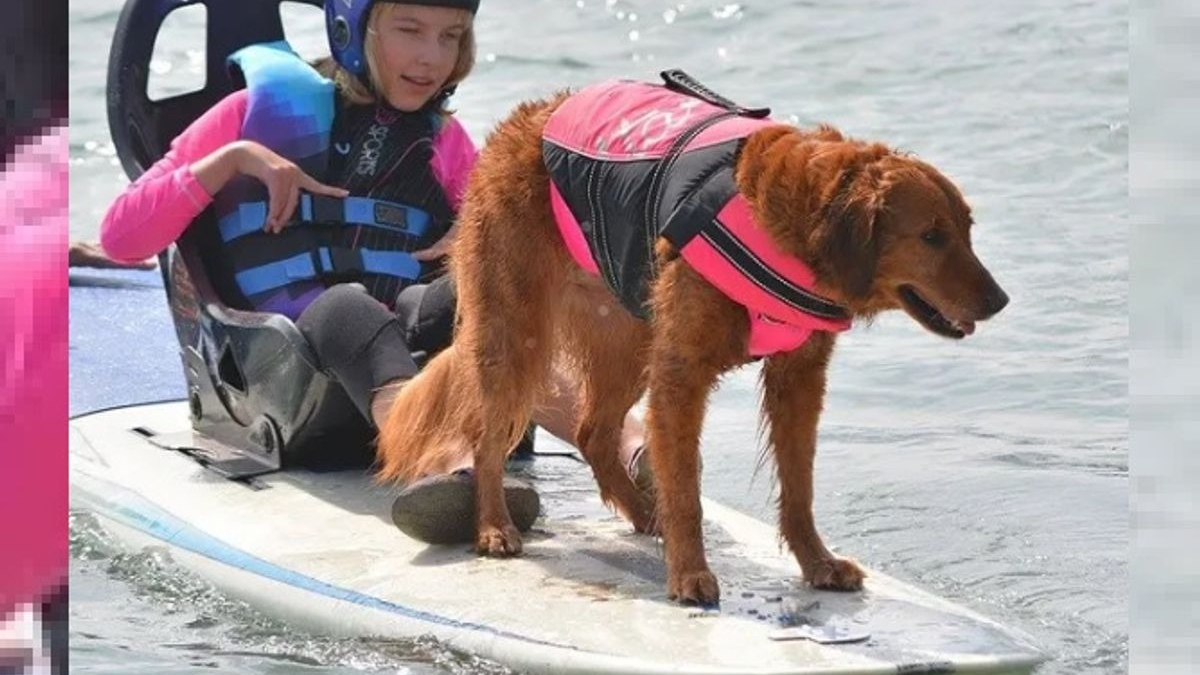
[{"left": 67, "top": 0, "right": 1128, "bottom": 673}]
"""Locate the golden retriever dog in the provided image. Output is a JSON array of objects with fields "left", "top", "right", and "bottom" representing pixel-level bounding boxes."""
[{"left": 377, "top": 74, "right": 1009, "bottom": 605}]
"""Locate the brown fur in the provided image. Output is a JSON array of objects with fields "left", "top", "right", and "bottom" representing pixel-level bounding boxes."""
[{"left": 377, "top": 92, "right": 1008, "bottom": 601}]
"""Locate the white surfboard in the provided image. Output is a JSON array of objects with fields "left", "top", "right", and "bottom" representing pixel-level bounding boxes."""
[{"left": 69, "top": 400, "right": 1045, "bottom": 675}]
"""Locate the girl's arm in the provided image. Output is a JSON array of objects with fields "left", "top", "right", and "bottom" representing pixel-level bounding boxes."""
[{"left": 99, "top": 90, "right": 249, "bottom": 262}]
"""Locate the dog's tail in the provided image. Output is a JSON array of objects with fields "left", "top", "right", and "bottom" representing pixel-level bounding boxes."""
[{"left": 375, "top": 344, "right": 478, "bottom": 482}]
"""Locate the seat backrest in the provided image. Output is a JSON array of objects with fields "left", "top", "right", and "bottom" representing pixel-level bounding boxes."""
[{"left": 108, "top": 0, "right": 322, "bottom": 179}]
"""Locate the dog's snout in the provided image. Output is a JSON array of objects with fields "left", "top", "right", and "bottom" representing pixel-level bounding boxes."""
[{"left": 983, "top": 286, "right": 1009, "bottom": 318}]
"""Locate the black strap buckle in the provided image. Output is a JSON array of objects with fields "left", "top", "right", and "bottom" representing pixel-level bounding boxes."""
[
  {"left": 309, "top": 193, "right": 346, "bottom": 224},
  {"left": 317, "top": 247, "right": 364, "bottom": 276}
]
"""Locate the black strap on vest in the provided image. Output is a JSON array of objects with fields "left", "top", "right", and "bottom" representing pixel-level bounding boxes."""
[
  {"left": 643, "top": 70, "right": 774, "bottom": 271},
  {"left": 699, "top": 222, "right": 849, "bottom": 321},
  {"left": 645, "top": 111, "right": 738, "bottom": 260}
]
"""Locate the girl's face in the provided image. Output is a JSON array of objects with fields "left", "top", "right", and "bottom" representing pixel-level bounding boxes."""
[{"left": 367, "top": 4, "right": 469, "bottom": 111}]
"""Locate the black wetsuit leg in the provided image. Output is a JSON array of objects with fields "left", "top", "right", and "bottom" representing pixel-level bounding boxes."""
[{"left": 294, "top": 275, "right": 457, "bottom": 424}]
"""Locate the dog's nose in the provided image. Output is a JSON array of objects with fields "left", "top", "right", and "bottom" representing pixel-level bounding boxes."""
[{"left": 984, "top": 287, "right": 1010, "bottom": 317}]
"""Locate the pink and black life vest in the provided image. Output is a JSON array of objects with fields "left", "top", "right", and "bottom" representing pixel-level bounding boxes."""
[{"left": 542, "top": 70, "right": 852, "bottom": 357}]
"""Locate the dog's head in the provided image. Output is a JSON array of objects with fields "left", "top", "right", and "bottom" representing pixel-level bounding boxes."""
[{"left": 740, "top": 126, "right": 1009, "bottom": 339}]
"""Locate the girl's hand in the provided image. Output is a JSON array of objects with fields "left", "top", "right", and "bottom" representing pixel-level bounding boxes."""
[
  {"left": 231, "top": 141, "right": 349, "bottom": 233},
  {"left": 412, "top": 223, "right": 457, "bottom": 261}
]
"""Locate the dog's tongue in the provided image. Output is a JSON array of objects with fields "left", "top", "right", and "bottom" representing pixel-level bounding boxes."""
[{"left": 956, "top": 320, "right": 976, "bottom": 336}]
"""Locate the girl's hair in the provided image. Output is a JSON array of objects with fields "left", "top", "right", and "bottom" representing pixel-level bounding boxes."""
[{"left": 316, "top": 4, "right": 476, "bottom": 115}]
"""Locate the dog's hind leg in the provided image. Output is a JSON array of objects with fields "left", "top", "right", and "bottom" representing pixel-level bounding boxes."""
[
  {"left": 557, "top": 280, "right": 656, "bottom": 533},
  {"left": 760, "top": 335, "right": 865, "bottom": 591}
]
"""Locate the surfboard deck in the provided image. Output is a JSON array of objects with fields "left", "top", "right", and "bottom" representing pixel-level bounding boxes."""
[{"left": 70, "top": 399, "right": 1045, "bottom": 675}]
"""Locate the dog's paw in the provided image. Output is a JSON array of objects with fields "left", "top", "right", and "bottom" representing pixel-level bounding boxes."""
[
  {"left": 475, "top": 523, "right": 523, "bottom": 557},
  {"left": 668, "top": 569, "right": 721, "bottom": 605},
  {"left": 804, "top": 556, "right": 866, "bottom": 591}
]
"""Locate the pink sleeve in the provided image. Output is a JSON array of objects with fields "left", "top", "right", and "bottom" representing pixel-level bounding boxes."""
[
  {"left": 99, "top": 91, "right": 249, "bottom": 262},
  {"left": 0, "top": 124, "right": 68, "bottom": 616},
  {"left": 429, "top": 115, "right": 478, "bottom": 213}
]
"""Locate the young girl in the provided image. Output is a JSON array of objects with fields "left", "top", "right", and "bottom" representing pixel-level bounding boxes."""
[{"left": 99, "top": 0, "right": 650, "bottom": 544}]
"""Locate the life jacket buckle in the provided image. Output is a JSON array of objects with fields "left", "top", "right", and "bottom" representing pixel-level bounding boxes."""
[
  {"left": 309, "top": 193, "right": 345, "bottom": 224},
  {"left": 320, "top": 247, "right": 365, "bottom": 276}
]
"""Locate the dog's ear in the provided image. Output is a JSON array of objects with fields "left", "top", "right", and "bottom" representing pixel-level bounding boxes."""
[{"left": 811, "top": 159, "right": 885, "bottom": 300}]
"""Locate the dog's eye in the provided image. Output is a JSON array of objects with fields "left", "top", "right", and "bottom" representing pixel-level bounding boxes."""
[{"left": 921, "top": 229, "right": 946, "bottom": 246}]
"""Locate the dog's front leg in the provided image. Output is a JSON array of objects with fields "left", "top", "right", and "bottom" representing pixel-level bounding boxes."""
[
  {"left": 646, "top": 351, "right": 724, "bottom": 605},
  {"left": 761, "top": 335, "right": 865, "bottom": 591}
]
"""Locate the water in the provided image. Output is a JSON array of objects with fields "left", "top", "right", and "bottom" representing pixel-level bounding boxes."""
[{"left": 68, "top": 0, "right": 1128, "bottom": 672}]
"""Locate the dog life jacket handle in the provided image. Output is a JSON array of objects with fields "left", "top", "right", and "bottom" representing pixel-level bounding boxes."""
[{"left": 660, "top": 69, "right": 771, "bottom": 119}]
